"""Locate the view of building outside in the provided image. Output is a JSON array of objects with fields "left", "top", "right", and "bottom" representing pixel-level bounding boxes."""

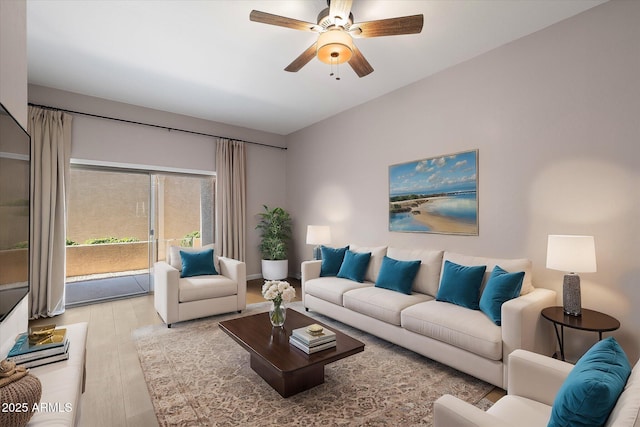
[{"left": 66, "top": 167, "right": 214, "bottom": 279}]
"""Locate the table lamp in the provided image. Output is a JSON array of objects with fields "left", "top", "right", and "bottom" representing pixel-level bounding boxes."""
[
  {"left": 546, "top": 235, "right": 597, "bottom": 316},
  {"left": 306, "top": 225, "right": 331, "bottom": 260}
]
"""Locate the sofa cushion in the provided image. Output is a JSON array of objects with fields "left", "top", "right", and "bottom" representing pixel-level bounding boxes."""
[
  {"left": 436, "top": 260, "right": 486, "bottom": 310},
  {"left": 180, "top": 248, "right": 218, "bottom": 278},
  {"left": 486, "top": 395, "right": 552, "bottom": 427},
  {"left": 387, "top": 247, "right": 444, "bottom": 297},
  {"left": 169, "top": 244, "right": 220, "bottom": 274},
  {"left": 179, "top": 275, "right": 237, "bottom": 303},
  {"left": 337, "top": 250, "right": 371, "bottom": 282},
  {"left": 549, "top": 337, "right": 631, "bottom": 427},
  {"left": 304, "top": 277, "right": 373, "bottom": 306},
  {"left": 375, "top": 256, "right": 421, "bottom": 295},
  {"left": 443, "top": 252, "right": 534, "bottom": 295},
  {"left": 349, "top": 244, "right": 388, "bottom": 283},
  {"left": 320, "top": 245, "right": 348, "bottom": 277},
  {"left": 344, "top": 287, "right": 433, "bottom": 326},
  {"left": 479, "top": 265, "right": 525, "bottom": 325},
  {"left": 401, "top": 300, "right": 503, "bottom": 360}
]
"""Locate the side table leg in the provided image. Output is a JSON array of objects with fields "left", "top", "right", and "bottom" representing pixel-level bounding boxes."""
[{"left": 552, "top": 323, "right": 565, "bottom": 361}]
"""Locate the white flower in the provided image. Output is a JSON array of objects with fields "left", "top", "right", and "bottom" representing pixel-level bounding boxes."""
[{"left": 262, "top": 280, "right": 295, "bottom": 303}]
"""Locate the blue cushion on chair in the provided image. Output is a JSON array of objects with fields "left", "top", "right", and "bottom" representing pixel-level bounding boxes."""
[
  {"left": 479, "top": 265, "right": 524, "bottom": 325},
  {"left": 548, "top": 337, "right": 631, "bottom": 427},
  {"left": 375, "top": 256, "right": 421, "bottom": 295},
  {"left": 337, "top": 250, "right": 371, "bottom": 283},
  {"left": 180, "top": 248, "right": 218, "bottom": 278},
  {"left": 320, "top": 245, "right": 349, "bottom": 277},
  {"left": 435, "top": 260, "right": 486, "bottom": 309}
]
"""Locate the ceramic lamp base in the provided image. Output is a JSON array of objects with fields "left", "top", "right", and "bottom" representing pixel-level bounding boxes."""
[{"left": 563, "top": 273, "right": 581, "bottom": 316}]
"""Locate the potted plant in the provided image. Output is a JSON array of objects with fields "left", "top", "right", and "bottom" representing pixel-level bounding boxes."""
[{"left": 256, "top": 205, "right": 292, "bottom": 280}]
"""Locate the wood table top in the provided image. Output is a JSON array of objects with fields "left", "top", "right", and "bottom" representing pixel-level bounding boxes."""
[
  {"left": 219, "top": 308, "right": 365, "bottom": 373},
  {"left": 541, "top": 306, "right": 620, "bottom": 332}
]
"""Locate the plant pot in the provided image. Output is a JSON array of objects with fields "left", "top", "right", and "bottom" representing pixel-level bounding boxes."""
[{"left": 261, "top": 259, "right": 288, "bottom": 280}]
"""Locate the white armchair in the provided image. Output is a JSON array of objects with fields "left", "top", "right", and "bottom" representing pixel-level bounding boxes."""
[
  {"left": 434, "top": 349, "right": 640, "bottom": 427},
  {"left": 154, "top": 245, "right": 246, "bottom": 327}
]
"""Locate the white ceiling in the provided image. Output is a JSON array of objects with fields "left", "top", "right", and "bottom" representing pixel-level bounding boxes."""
[{"left": 27, "top": 0, "right": 606, "bottom": 135}]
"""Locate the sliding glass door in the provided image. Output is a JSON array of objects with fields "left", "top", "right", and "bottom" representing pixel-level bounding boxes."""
[
  {"left": 151, "top": 173, "right": 215, "bottom": 264},
  {"left": 65, "top": 167, "right": 151, "bottom": 305},
  {"left": 65, "top": 165, "right": 215, "bottom": 305}
]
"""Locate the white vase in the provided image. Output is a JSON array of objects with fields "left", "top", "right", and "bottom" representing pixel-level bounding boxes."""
[{"left": 261, "top": 259, "right": 288, "bottom": 280}]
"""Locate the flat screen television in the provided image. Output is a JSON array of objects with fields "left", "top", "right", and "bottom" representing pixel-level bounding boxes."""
[{"left": 0, "top": 103, "right": 30, "bottom": 322}]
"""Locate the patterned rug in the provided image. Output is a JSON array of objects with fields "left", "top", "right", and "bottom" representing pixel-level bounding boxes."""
[{"left": 133, "top": 302, "right": 494, "bottom": 426}]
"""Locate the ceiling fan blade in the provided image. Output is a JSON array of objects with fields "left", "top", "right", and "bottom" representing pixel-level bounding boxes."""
[
  {"left": 348, "top": 45, "right": 374, "bottom": 78},
  {"left": 352, "top": 15, "right": 424, "bottom": 38},
  {"left": 285, "top": 43, "right": 318, "bottom": 72},
  {"left": 250, "top": 10, "right": 319, "bottom": 32},
  {"left": 329, "top": 0, "right": 353, "bottom": 23}
]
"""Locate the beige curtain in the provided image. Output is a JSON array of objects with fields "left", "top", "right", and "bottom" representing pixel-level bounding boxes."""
[
  {"left": 28, "top": 106, "right": 72, "bottom": 318},
  {"left": 215, "top": 138, "right": 246, "bottom": 261}
]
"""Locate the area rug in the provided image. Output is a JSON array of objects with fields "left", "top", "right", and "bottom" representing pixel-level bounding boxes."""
[{"left": 133, "top": 302, "right": 494, "bottom": 426}]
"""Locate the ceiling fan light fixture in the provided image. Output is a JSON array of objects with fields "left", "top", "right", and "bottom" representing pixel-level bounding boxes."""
[{"left": 317, "top": 30, "right": 353, "bottom": 64}]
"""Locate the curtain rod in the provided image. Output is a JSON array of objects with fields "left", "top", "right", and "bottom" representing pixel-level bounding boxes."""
[{"left": 28, "top": 102, "right": 287, "bottom": 151}]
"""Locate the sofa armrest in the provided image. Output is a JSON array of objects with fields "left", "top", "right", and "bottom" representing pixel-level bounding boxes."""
[
  {"left": 153, "top": 261, "right": 180, "bottom": 325},
  {"left": 507, "top": 349, "right": 572, "bottom": 406},
  {"left": 502, "top": 288, "right": 556, "bottom": 361},
  {"left": 219, "top": 257, "right": 247, "bottom": 311},
  {"left": 507, "top": 350, "right": 573, "bottom": 406},
  {"left": 434, "top": 395, "right": 512, "bottom": 427},
  {"left": 301, "top": 260, "right": 322, "bottom": 306}
]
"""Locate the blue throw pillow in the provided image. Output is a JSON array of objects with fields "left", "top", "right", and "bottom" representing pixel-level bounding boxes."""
[
  {"left": 479, "top": 265, "right": 524, "bottom": 325},
  {"left": 548, "top": 337, "right": 631, "bottom": 427},
  {"left": 375, "top": 256, "right": 421, "bottom": 295},
  {"left": 337, "top": 250, "right": 371, "bottom": 283},
  {"left": 435, "top": 260, "right": 486, "bottom": 309},
  {"left": 320, "top": 245, "right": 349, "bottom": 277},
  {"left": 180, "top": 248, "right": 218, "bottom": 278}
]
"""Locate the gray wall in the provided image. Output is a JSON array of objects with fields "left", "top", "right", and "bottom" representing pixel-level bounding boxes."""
[
  {"left": 286, "top": 1, "right": 640, "bottom": 362},
  {"left": 29, "top": 85, "right": 288, "bottom": 278}
]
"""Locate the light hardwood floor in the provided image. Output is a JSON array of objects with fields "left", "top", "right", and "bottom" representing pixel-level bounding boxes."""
[
  {"left": 27, "top": 278, "right": 301, "bottom": 426},
  {"left": 28, "top": 277, "right": 502, "bottom": 426}
]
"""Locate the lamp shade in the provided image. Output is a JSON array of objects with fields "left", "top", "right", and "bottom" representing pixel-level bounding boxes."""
[
  {"left": 317, "top": 30, "right": 353, "bottom": 64},
  {"left": 546, "top": 235, "right": 597, "bottom": 273},
  {"left": 306, "top": 225, "right": 331, "bottom": 245}
]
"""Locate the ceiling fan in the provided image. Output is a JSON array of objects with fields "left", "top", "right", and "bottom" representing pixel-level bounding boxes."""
[{"left": 250, "top": 0, "right": 424, "bottom": 78}]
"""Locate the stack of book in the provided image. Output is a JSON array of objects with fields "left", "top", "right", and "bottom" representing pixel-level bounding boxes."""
[
  {"left": 289, "top": 324, "right": 336, "bottom": 354},
  {"left": 7, "top": 325, "right": 70, "bottom": 368}
]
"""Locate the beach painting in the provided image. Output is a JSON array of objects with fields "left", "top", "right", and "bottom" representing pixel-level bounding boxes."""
[{"left": 389, "top": 150, "right": 478, "bottom": 235}]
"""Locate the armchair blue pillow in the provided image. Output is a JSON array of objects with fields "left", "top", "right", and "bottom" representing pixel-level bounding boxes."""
[
  {"left": 337, "top": 250, "right": 371, "bottom": 283},
  {"left": 320, "top": 245, "right": 349, "bottom": 277},
  {"left": 548, "top": 337, "right": 631, "bottom": 427},
  {"left": 375, "top": 256, "right": 421, "bottom": 295},
  {"left": 436, "top": 260, "right": 486, "bottom": 310},
  {"left": 180, "top": 248, "right": 218, "bottom": 278},
  {"left": 479, "top": 265, "right": 524, "bottom": 325}
]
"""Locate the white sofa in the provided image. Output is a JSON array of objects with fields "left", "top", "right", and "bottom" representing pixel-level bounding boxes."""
[
  {"left": 154, "top": 245, "right": 246, "bottom": 327},
  {"left": 301, "top": 245, "right": 556, "bottom": 389},
  {"left": 434, "top": 349, "right": 640, "bottom": 427}
]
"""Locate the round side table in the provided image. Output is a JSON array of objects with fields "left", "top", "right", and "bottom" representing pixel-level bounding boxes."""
[{"left": 541, "top": 306, "right": 620, "bottom": 362}]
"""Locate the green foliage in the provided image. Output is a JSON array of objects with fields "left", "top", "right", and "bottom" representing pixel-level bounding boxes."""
[
  {"left": 84, "top": 237, "right": 140, "bottom": 245},
  {"left": 256, "top": 205, "right": 292, "bottom": 260},
  {"left": 66, "top": 238, "right": 79, "bottom": 246},
  {"left": 11, "top": 241, "right": 28, "bottom": 249},
  {"left": 181, "top": 231, "right": 201, "bottom": 247}
]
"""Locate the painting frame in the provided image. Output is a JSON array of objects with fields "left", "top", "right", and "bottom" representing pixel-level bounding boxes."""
[{"left": 388, "top": 149, "right": 479, "bottom": 235}]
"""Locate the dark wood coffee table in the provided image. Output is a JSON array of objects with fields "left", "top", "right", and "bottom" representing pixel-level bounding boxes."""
[{"left": 219, "top": 308, "right": 364, "bottom": 397}]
